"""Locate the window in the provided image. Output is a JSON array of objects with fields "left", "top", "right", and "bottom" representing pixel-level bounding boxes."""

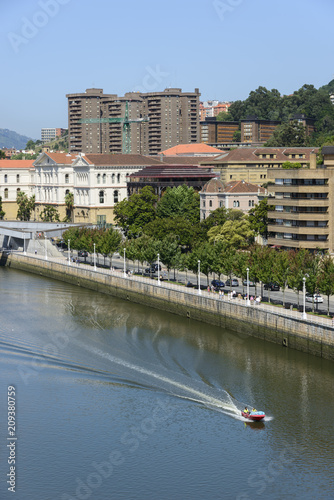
[
  {"left": 112, "top": 173, "right": 115, "bottom": 183},
  {"left": 99, "top": 190, "right": 104, "bottom": 203},
  {"left": 16, "top": 174, "right": 20, "bottom": 183},
  {"left": 17, "top": 188, "right": 20, "bottom": 194},
  {"left": 203, "top": 200, "right": 206, "bottom": 208},
  {"left": 103, "top": 174, "right": 106, "bottom": 184},
  {"left": 97, "top": 174, "right": 101, "bottom": 184},
  {"left": 209, "top": 200, "right": 212, "bottom": 207},
  {"left": 117, "top": 173, "right": 120, "bottom": 183},
  {"left": 65, "top": 174, "right": 69, "bottom": 184},
  {"left": 65, "top": 189, "right": 70, "bottom": 195},
  {"left": 275, "top": 205, "right": 283, "bottom": 212},
  {"left": 114, "top": 190, "right": 119, "bottom": 203},
  {"left": 4, "top": 188, "right": 8, "bottom": 199},
  {"left": 4, "top": 174, "right": 7, "bottom": 183},
  {"left": 233, "top": 200, "right": 240, "bottom": 207}
]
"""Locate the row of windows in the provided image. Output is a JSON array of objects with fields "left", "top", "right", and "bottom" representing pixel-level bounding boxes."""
[
  {"left": 3, "top": 188, "right": 20, "bottom": 199},
  {"left": 99, "top": 190, "right": 119, "bottom": 204},
  {"left": 3, "top": 174, "right": 20, "bottom": 183},
  {"left": 97, "top": 173, "right": 124, "bottom": 184}
]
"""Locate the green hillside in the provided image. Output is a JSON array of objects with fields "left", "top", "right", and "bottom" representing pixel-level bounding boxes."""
[{"left": 0, "top": 128, "right": 35, "bottom": 149}]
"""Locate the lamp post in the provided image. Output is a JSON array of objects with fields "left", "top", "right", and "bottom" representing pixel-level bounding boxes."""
[
  {"left": 94, "top": 243, "right": 96, "bottom": 270},
  {"left": 246, "top": 267, "right": 250, "bottom": 306},
  {"left": 23, "top": 234, "right": 26, "bottom": 255},
  {"left": 198, "top": 260, "right": 201, "bottom": 295},
  {"left": 68, "top": 239, "right": 70, "bottom": 266},
  {"left": 157, "top": 253, "right": 161, "bottom": 285},
  {"left": 302, "top": 277, "right": 307, "bottom": 319},
  {"left": 123, "top": 248, "right": 126, "bottom": 277},
  {"left": 45, "top": 235, "right": 48, "bottom": 261}
]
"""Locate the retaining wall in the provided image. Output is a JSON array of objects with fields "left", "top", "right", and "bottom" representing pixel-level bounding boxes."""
[{"left": 1, "top": 252, "right": 333, "bottom": 361}]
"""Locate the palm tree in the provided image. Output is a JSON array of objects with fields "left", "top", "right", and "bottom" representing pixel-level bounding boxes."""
[{"left": 65, "top": 192, "right": 74, "bottom": 222}]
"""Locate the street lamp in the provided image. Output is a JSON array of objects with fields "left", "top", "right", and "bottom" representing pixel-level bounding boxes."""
[
  {"left": 23, "top": 234, "right": 26, "bottom": 255},
  {"left": 94, "top": 243, "right": 96, "bottom": 270},
  {"left": 123, "top": 248, "right": 126, "bottom": 277},
  {"left": 45, "top": 235, "right": 48, "bottom": 261},
  {"left": 246, "top": 267, "right": 250, "bottom": 306},
  {"left": 68, "top": 239, "right": 70, "bottom": 266},
  {"left": 157, "top": 253, "right": 161, "bottom": 285},
  {"left": 198, "top": 260, "right": 201, "bottom": 295},
  {"left": 302, "top": 277, "right": 307, "bottom": 319}
]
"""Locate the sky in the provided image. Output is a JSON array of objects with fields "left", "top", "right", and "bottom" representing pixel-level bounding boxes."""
[{"left": 1, "top": 0, "right": 334, "bottom": 140}]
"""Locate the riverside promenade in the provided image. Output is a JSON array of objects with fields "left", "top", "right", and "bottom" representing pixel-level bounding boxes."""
[{"left": 1, "top": 249, "right": 334, "bottom": 361}]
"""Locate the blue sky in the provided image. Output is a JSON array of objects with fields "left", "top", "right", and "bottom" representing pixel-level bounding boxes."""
[{"left": 1, "top": 0, "right": 334, "bottom": 139}]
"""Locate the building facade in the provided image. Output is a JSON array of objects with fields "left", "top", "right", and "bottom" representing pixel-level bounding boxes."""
[
  {"left": 201, "top": 147, "right": 319, "bottom": 185},
  {"left": 41, "top": 128, "right": 66, "bottom": 143},
  {"left": 33, "top": 152, "right": 161, "bottom": 224},
  {"left": 67, "top": 88, "right": 200, "bottom": 156},
  {"left": 241, "top": 117, "right": 281, "bottom": 143},
  {"left": 200, "top": 178, "right": 266, "bottom": 220},
  {"left": 0, "top": 160, "right": 35, "bottom": 219},
  {"left": 267, "top": 147, "right": 334, "bottom": 252},
  {"left": 200, "top": 117, "right": 239, "bottom": 145}
]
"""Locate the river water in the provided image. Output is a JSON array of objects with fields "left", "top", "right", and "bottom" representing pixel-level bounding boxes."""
[{"left": 0, "top": 267, "right": 333, "bottom": 500}]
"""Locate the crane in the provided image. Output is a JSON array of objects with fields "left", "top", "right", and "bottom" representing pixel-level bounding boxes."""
[{"left": 79, "top": 101, "right": 149, "bottom": 154}]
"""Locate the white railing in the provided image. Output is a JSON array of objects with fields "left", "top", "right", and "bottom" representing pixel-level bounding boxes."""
[{"left": 6, "top": 249, "right": 334, "bottom": 330}]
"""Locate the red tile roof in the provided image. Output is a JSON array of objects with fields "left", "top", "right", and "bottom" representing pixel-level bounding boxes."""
[
  {"left": 223, "top": 180, "right": 265, "bottom": 194},
  {"left": 160, "top": 143, "right": 223, "bottom": 155},
  {"left": 201, "top": 147, "right": 319, "bottom": 164},
  {"left": 0, "top": 159, "right": 35, "bottom": 169}
]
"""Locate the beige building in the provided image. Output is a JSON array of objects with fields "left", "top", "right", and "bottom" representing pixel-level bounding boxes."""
[
  {"left": 267, "top": 147, "right": 334, "bottom": 251},
  {"left": 0, "top": 160, "right": 35, "bottom": 220},
  {"left": 200, "top": 178, "right": 266, "bottom": 220},
  {"left": 201, "top": 147, "right": 319, "bottom": 185},
  {"left": 67, "top": 88, "right": 200, "bottom": 156}
]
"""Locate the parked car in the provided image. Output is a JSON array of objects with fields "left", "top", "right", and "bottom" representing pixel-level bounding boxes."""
[
  {"left": 264, "top": 282, "right": 280, "bottom": 291},
  {"left": 243, "top": 279, "right": 255, "bottom": 287},
  {"left": 306, "top": 293, "right": 323, "bottom": 303},
  {"left": 226, "top": 279, "right": 239, "bottom": 287},
  {"left": 78, "top": 250, "right": 88, "bottom": 257},
  {"left": 211, "top": 279, "right": 225, "bottom": 288},
  {"left": 145, "top": 263, "right": 161, "bottom": 274}
]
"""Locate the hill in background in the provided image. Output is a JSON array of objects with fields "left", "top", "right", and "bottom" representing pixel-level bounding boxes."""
[{"left": 0, "top": 128, "right": 35, "bottom": 149}]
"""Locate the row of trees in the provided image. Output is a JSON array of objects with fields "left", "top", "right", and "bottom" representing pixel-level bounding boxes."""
[{"left": 61, "top": 224, "right": 334, "bottom": 315}]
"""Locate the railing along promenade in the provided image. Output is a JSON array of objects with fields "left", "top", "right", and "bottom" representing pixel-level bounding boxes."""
[{"left": 6, "top": 248, "right": 334, "bottom": 332}]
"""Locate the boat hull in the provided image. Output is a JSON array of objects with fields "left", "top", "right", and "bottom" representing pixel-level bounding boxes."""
[{"left": 241, "top": 411, "right": 265, "bottom": 421}]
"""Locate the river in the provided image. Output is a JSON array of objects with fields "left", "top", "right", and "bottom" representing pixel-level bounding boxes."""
[{"left": 0, "top": 267, "right": 333, "bottom": 500}]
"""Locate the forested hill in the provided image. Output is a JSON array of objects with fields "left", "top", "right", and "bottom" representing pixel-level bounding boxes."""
[
  {"left": 0, "top": 129, "right": 34, "bottom": 149},
  {"left": 218, "top": 80, "right": 334, "bottom": 146}
]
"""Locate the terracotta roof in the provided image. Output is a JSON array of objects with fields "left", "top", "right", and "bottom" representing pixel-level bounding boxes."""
[
  {"left": 201, "top": 178, "right": 224, "bottom": 193},
  {"left": 223, "top": 180, "right": 265, "bottom": 194},
  {"left": 160, "top": 143, "right": 223, "bottom": 155},
  {"left": 201, "top": 147, "right": 319, "bottom": 164},
  {"left": 0, "top": 159, "right": 35, "bottom": 169},
  {"left": 45, "top": 152, "right": 75, "bottom": 164},
  {"left": 84, "top": 154, "right": 161, "bottom": 166}
]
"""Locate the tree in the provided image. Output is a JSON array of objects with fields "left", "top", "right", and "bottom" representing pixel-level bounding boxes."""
[
  {"left": 158, "top": 235, "right": 180, "bottom": 280},
  {"left": 65, "top": 192, "right": 74, "bottom": 223},
  {"left": 143, "top": 216, "right": 195, "bottom": 250},
  {"left": 318, "top": 255, "right": 334, "bottom": 315},
  {"left": 39, "top": 205, "right": 60, "bottom": 222},
  {"left": 281, "top": 161, "right": 302, "bottom": 169},
  {"left": 156, "top": 185, "right": 200, "bottom": 225},
  {"left": 114, "top": 186, "right": 157, "bottom": 238},
  {"left": 0, "top": 196, "right": 5, "bottom": 219},
  {"left": 233, "top": 130, "right": 241, "bottom": 142},
  {"left": 273, "top": 250, "right": 290, "bottom": 306},
  {"left": 248, "top": 198, "right": 275, "bottom": 238},
  {"left": 0, "top": 150, "right": 6, "bottom": 159},
  {"left": 265, "top": 121, "right": 306, "bottom": 147},
  {"left": 207, "top": 218, "right": 254, "bottom": 249},
  {"left": 16, "top": 192, "right": 35, "bottom": 221}
]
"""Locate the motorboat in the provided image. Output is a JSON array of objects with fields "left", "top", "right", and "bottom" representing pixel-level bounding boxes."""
[{"left": 241, "top": 410, "right": 265, "bottom": 421}]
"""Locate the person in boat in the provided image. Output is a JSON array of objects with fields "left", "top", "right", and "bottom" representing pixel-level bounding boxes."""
[
  {"left": 252, "top": 408, "right": 257, "bottom": 413},
  {"left": 244, "top": 407, "right": 250, "bottom": 414}
]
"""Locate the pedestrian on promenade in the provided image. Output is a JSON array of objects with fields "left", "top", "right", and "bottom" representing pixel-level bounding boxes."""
[{"left": 219, "top": 290, "right": 222, "bottom": 299}]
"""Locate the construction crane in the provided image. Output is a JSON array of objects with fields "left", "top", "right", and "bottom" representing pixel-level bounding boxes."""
[{"left": 79, "top": 101, "right": 149, "bottom": 154}]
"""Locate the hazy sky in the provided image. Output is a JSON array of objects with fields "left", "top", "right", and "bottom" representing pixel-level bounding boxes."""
[{"left": 1, "top": 0, "right": 334, "bottom": 139}]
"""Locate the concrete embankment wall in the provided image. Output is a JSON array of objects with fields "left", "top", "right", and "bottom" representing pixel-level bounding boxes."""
[{"left": 2, "top": 252, "right": 334, "bottom": 361}]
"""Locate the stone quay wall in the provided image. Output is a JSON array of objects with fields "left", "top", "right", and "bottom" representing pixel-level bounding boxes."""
[{"left": 2, "top": 252, "right": 334, "bottom": 361}]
